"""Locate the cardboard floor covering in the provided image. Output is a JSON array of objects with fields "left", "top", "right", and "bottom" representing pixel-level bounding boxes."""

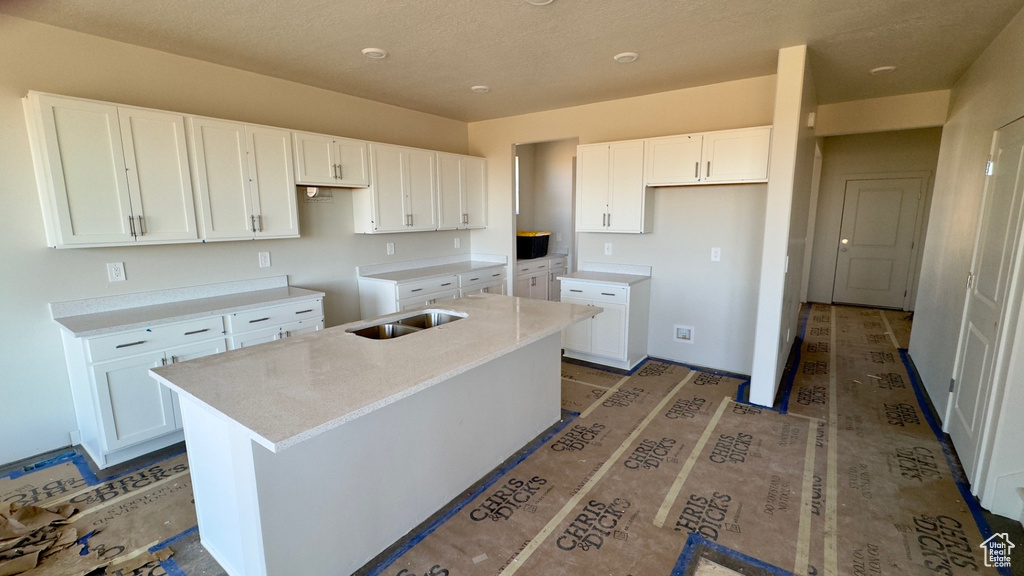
[
  {"left": 0, "top": 450, "right": 196, "bottom": 576},
  {"left": 367, "top": 304, "right": 1006, "bottom": 576}
]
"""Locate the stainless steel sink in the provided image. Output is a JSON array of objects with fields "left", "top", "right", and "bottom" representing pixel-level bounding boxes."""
[
  {"left": 349, "top": 323, "right": 422, "bottom": 340},
  {"left": 397, "top": 312, "right": 464, "bottom": 329},
  {"left": 347, "top": 310, "right": 466, "bottom": 340}
]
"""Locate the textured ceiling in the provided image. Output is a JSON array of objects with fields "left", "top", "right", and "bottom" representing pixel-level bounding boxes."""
[{"left": 2, "top": 0, "right": 1022, "bottom": 122}]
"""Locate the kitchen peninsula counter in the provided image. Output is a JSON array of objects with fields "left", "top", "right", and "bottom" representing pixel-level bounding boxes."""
[{"left": 150, "top": 294, "right": 593, "bottom": 576}]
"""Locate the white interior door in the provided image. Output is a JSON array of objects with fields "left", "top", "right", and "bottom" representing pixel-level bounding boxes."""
[
  {"left": 832, "top": 178, "right": 923, "bottom": 308},
  {"left": 948, "top": 117, "right": 1024, "bottom": 481}
]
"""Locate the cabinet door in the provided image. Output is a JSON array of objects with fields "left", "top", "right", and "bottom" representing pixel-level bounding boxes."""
[
  {"left": 514, "top": 274, "right": 533, "bottom": 298},
  {"left": 463, "top": 156, "right": 487, "bottom": 228},
  {"left": 229, "top": 327, "right": 282, "bottom": 350},
  {"left": 702, "top": 126, "right": 771, "bottom": 183},
  {"left": 560, "top": 296, "right": 593, "bottom": 352},
  {"left": 576, "top": 144, "right": 610, "bottom": 232},
  {"left": 645, "top": 134, "right": 703, "bottom": 185},
  {"left": 293, "top": 132, "right": 337, "bottom": 186},
  {"left": 164, "top": 339, "right": 228, "bottom": 429},
  {"left": 607, "top": 141, "right": 646, "bottom": 232},
  {"left": 369, "top": 144, "right": 410, "bottom": 232},
  {"left": 247, "top": 126, "right": 299, "bottom": 239},
  {"left": 281, "top": 319, "right": 324, "bottom": 338},
  {"left": 189, "top": 117, "right": 255, "bottom": 240},
  {"left": 91, "top": 352, "right": 176, "bottom": 451},
  {"left": 33, "top": 94, "right": 135, "bottom": 246},
  {"left": 531, "top": 273, "right": 550, "bottom": 301},
  {"left": 406, "top": 149, "right": 438, "bottom": 231},
  {"left": 436, "top": 152, "right": 464, "bottom": 230},
  {"left": 591, "top": 302, "right": 627, "bottom": 360},
  {"left": 334, "top": 138, "right": 370, "bottom": 187},
  {"left": 118, "top": 108, "right": 198, "bottom": 243},
  {"left": 549, "top": 268, "right": 567, "bottom": 302}
]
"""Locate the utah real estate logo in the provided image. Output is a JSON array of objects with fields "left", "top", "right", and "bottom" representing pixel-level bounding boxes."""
[{"left": 979, "top": 533, "right": 1014, "bottom": 569}]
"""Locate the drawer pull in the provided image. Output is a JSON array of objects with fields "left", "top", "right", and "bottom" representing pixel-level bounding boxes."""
[
  {"left": 601, "top": 292, "right": 616, "bottom": 296},
  {"left": 184, "top": 328, "right": 210, "bottom": 336},
  {"left": 492, "top": 273, "right": 501, "bottom": 277},
  {"left": 569, "top": 289, "right": 583, "bottom": 293},
  {"left": 469, "top": 277, "right": 480, "bottom": 282},
  {"left": 295, "top": 309, "right": 314, "bottom": 315},
  {"left": 249, "top": 317, "right": 271, "bottom": 324},
  {"left": 441, "top": 282, "right": 452, "bottom": 287},
  {"left": 538, "top": 265, "right": 547, "bottom": 269},
  {"left": 411, "top": 288, "right": 423, "bottom": 293},
  {"left": 115, "top": 340, "right": 146, "bottom": 349}
]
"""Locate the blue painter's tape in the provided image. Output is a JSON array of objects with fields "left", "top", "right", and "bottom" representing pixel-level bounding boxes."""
[
  {"left": 1, "top": 451, "right": 78, "bottom": 481},
  {"left": 149, "top": 525, "right": 199, "bottom": 553},
  {"left": 735, "top": 379, "right": 751, "bottom": 404},
  {"left": 672, "top": 533, "right": 795, "bottom": 576},
  {"left": 365, "top": 412, "right": 579, "bottom": 576},
  {"left": 899, "top": 350, "right": 1012, "bottom": 576},
  {"left": 159, "top": 556, "right": 189, "bottom": 576},
  {"left": 776, "top": 306, "right": 811, "bottom": 414},
  {"left": 76, "top": 530, "right": 98, "bottom": 556},
  {"left": 71, "top": 454, "right": 101, "bottom": 486}
]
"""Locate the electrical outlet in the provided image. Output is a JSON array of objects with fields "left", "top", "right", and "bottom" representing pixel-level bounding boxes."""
[
  {"left": 107, "top": 262, "right": 125, "bottom": 282},
  {"left": 674, "top": 325, "right": 694, "bottom": 343},
  {"left": 556, "top": 232, "right": 562, "bottom": 242},
  {"left": 604, "top": 243, "right": 613, "bottom": 256},
  {"left": 386, "top": 242, "right": 395, "bottom": 256},
  {"left": 258, "top": 252, "right": 271, "bottom": 268},
  {"left": 454, "top": 237, "right": 461, "bottom": 248},
  {"left": 711, "top": 247, "right": 721, "bottom": 262}
]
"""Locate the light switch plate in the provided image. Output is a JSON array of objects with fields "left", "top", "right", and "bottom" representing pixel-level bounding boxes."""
[
  {"left": 604, "top": 243, "right": 613, "bottom": 256},
  {"left": 711, "top": 247, "right": 721, "bottom": 262},
  {"left": 386, "top": 242, "right": 395, "bottom": 256},
  {"left": 258, "top": 252, "right": 271, "bottom": 268}
]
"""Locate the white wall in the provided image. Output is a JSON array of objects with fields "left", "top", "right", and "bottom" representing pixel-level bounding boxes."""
[
  {"left": 0, "top": 15, "right": 471, "bottom": 466},
  {"left": 910, "top": 7, "right": 1024, "bottom": 421},
  {"left": 530, "top": 139, "right": 578, "bottom": 260},
  {"left": 815, "top": 91, "right": 950, "bottom": 137},
  {"left": 469, "top": 75, "right": 777, "bottom": 374},
  {"left": 806, "top": 129, "right": 944, "bottom": 306},
  {"left": 749, "top": 46, "right": 818, "bottom": 406}
]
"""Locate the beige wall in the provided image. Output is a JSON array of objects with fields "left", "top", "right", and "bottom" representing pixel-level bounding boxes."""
[
  {"left": 0, "top": 16, "right": 470, "bottom": 466},
  {"left": 469, "top": 75, "right": 777, "bottom": 374},
  {"left": 806, "top": 129, "right": 943, "bottom": 306},
  {"left": 527, "top": 139, "right": 578, "bottom": 259},
  {"left": 910, "top": 7, "right": 1024, "bottom": 421},
  {"left": 908, "top": 7, "right": 1024, "bottom": 519},
  {"left": 514, "top": 144, "right": 537, "bottom": 231},
  {"left": 815, "top": 91, "right": 950, "bottom": 137}
]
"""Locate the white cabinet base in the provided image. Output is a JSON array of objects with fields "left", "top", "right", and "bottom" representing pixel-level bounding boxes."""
[{"left": 179, "top": 333, "right": 562, "bottom": 576}]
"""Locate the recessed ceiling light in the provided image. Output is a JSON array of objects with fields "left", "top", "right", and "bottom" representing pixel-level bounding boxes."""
[
  {"left": 524, "top": 0, "right": 554, "bottom": 5},
  {"left": 870, "top": 65, "right": 897, "bottom": 75},
  {"left": 613, "top": 52, "right": 639, "bottom": 63},
  {"left": 471, "top": 85, "right": 491, "bottom": 93},
  {"left": 361, "top": 48, "right": 388, "bottom": 59}
]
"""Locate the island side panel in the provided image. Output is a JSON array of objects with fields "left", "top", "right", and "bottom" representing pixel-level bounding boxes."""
[
  {"left": 179, "top": 400, "right": 268, "bottom": 576},
  {"left": 251, "top": 332, "right": 563, "bottom": 576}
]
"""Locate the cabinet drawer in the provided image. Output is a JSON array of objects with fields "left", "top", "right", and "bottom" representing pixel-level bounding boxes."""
[
  {"left": 459, "top": 267, "right": 506, "bottom": 288},
  {"left": 396, "top": 276, "right": 458, "bottom": 300},
  {"left": 87, "top": 316, "right": 225, "bottom": 363},
  {"left": 516, "top": 260, "right": 549, "bottom": 275},
  {"left": 560, "top": 282, "right": 628, "bottom": 304},
  {"left": 548, "top": 257, "right": 567, "bottom": 269},
  {"left": 398, "top": 288, "right": 460, "bottom": 311},
  {"left": 226, "top": 298, "right": 323, "bottom": 333}
]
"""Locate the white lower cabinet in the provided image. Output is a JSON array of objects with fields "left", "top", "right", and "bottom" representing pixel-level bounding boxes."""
[
  {"left": 560, "top": 278, "right": 650, "bottom": 370},
  {"left": 60, "top": 296, "right": 323, "bottom": 468},
  {"left": 515, "top": 256, "right": 566, "bottom": 301},
  {"left": 358, "top": 262, "right": 507, "bottom": 318}
]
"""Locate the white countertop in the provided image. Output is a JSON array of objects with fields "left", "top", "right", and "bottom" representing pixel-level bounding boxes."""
[
  {"left": 54, "top": 286, "right": 324, "bottom": 337},
  {"left": 557, "top": 271, "right": 651, "bottom": 287},
  {"left": 151, "top": 294, "right": 595, "bottom": 453},
  {"left": 360, "top": 260, "right": 505, "bottom": 283}
]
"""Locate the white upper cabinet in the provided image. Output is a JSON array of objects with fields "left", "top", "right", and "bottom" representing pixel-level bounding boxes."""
[
  {"left": 701, "top": 126, "right": 772, "bottom": 183},
  {"left": 576, "top": 140, "right": 652, "bottom": 234},
  {"left": 293, "top": 131, "right": 369, "bottom": 187},
  {"left": 645, "top": 134, "right": 704, "bottom": 186},
  {"left": 189, "top": 118, "right": 298, "bottom": 241},
  {"left": 25, "top": 92, "right": 197, "bottom": 247},
  {"left": 437, "top": 152, "right": 487, "bottom": 230},
  {"left": 354, "top": 143, "right": 438, "bottom": 233}
]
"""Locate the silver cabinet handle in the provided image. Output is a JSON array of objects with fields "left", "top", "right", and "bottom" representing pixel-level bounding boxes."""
[
  {"left": 607, "top": 213, "right": 611, "bottom": 227},
  {"left": 409, "top": 214, "right": 414, "bottom": 226},
  {"left": 161, "top": 357, "right": 168, "bottom": 366},
  {"left": 251, "top": 215, "right": 257, "bottom": 233},
  {"left": 249, "top": 317, "right": 270, "bottom": 324},
  {"left": 441, "top": 282, "right": 452, "bottom": 287},
  {"left": 469, "top": 277, "right": 480, "bottom": 282},
  {"left": 601, "top": 292, "right": 616, "bottom": 296},
  {"left": 569, "top": 289, "right": 583, "bottom": 293},
  {"left": 707, "top": 161, "right": 711, "bottom": 177},
  {"left": 695, "top": 162, "right": 699, "bottom": 178},
  {"left": 128, "top": 215, "right": 136, "bottom": 238},
  {"left": 115, "top": 340, "right": 146, "bottom": 349},
  {"left": 295, "top": 309, "right": 313, "bottom": 315},
  {"left": 137, "top": 215, "right": 145, "bottom": 236},
  {"left": 602, "top": 213, "right": 606, "bottom": 227},
  {"left": 531, "top": 276, "right": 536, "bottom": 286},
  {"left": 411, "top": 288, "right": 423, "bottom": 293},
  {"left": 184, "top": 328, "right": 210, "bottom": 336},
  {"left": 257, "top": 214, "right": 263, "bottom": 232},
  {"left": 333, "top": 164, "right": 340, "bottom": 179},
  {"left": 170, "top": 355, "right": 180, "bottom": 364}
]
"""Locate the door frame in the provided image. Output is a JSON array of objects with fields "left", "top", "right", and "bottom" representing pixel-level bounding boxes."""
[{"left": 831, "top": 171, "right": 933, "bottom": 310}]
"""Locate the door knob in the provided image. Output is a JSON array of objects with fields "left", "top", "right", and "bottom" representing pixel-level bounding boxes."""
[{"left": 840, "top": 238, "right": 849, "bottom": 251}]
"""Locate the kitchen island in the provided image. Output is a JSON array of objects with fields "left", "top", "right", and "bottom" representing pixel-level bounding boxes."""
[{"left": 150, "top": 293, "right": 594, "bottom": 576}]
